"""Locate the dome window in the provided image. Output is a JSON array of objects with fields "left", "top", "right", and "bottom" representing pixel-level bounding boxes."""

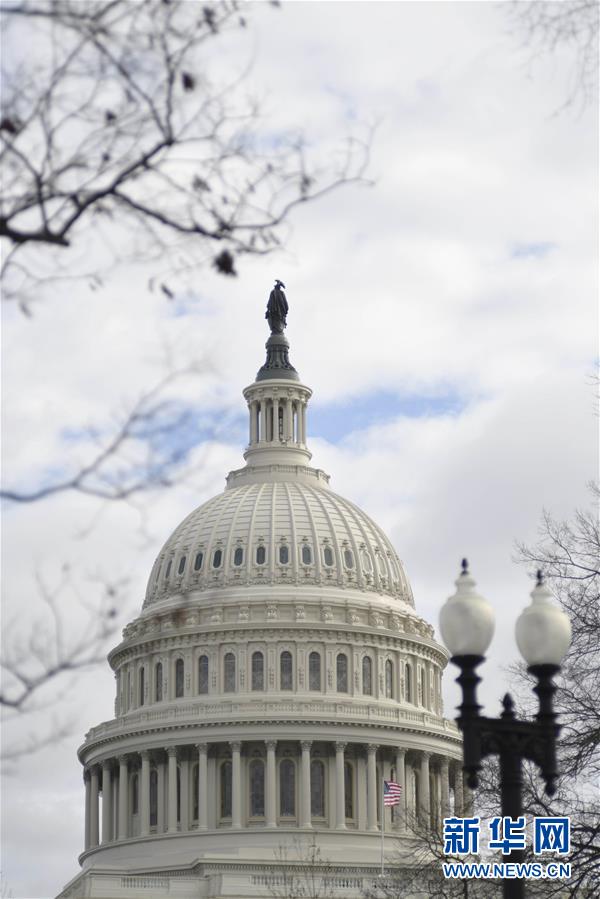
[
  {"left": 308, "top": 652, "right": 321, "bottom": 691},
  {"left": 198, "top": 655, "right": 209, "bottom": 694},
  {"left": 279, "top": 759, "right": 296, "bottom": 817},
  {"left": 279, "top": 545, "right": 289, "bottom": 565},
  {"left": 150, "top": 769, "right": 158, "bottom": 826},
  {"left": 178, "top": 555, "right": 186, "bottom": 575},
  {"left": 385, "top": 659, "right": 394, "bottom": 699},
  {"left": 310, "top": 759, "right": 325, "bottom": 818},
  {"left": 224, "top": 652, "right": 236, "bottom": 692},
  {"left": 301, "top": 545, "right": 312, "bottom": 565},
  {"left": 220, "top": 761, "right": 232, "bottom": 818},
  {"left": 336, "top": 653, "right": 348, "bottom": 693},
  {"left": 343, "top": 549, "right": 354, "bottom": 570},
  {"left": 249, "top": 759, "right": 265, "bottom": 817},
  {"left": 362, "top": 551, "right": 373, "bottom": 573},
  {"left": 377, "top": 554, "right": 387, "bottom": 576},
  {"left": 165, "top": 560, "right": 172, "bottom": 580},
  {"left": 256, "top": 545, "right": 266, "bottom": 565},
  {"left": 139, "top": 666, "right": 145, "bottom": 707},
  {"left": 175, "top": 658, "right": 184, "bottom": 698},
  {"left": 233, "top": 547, "right": 244, "bottom": 567},
  {"left": 344, "top": 762, "right": 355, "bottom": 819},
  {"left": 323, "top": 546, "right": 334, "bottom": 567},
  {"left": 362, "top": 656, "right": 372, "bottom": 695},
  {"left": 194, "top": 551, "right": 204, "bottom": 571},
  {"left": 251, "top": 651, "right": 264, "bottom": 691},
  {"left": 155, "top": 662, "right": 163, "bottom": 702},
  {"left": 212, "top": 549, "right": 223, "bottom": 569},
  {"left": 280, "top": 651, "right": 293, "bottom": 690}
]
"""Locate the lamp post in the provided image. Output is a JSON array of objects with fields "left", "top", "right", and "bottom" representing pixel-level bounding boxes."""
[{"left": 439, "top": 560, "right": 571, "bottom": 899}]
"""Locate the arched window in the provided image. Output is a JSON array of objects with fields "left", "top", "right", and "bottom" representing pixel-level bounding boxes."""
[
  {"left": 131, "top": 773, "right": 139, "bottom": 815},
  {"left": 155, "top": 662, "right": 163, "bottom": 702},
  {"left": 175, "top": 658, "right": 184, "bottom": 698},
  {"left": 280, "top": 651, "right": 293, "bottom": 690},
  {"left": 192, "top": 764, "right": 199, "bottom": 820},
  {"left": 385, "top": 659, "right": 394, "bottom": 699},
  {"left": 139, "top": 667, "right": 145, "bottom": 706},
  {"left": 362, "top": 656, "right": 372, "bottom": 695},
  {"left": 249, "top": 759, "right": 265, "bottom": 817},
  {"left": 301, "top": 545, "right": 312, "bottom": 565},
  {"left": 279, "top": 544, "right": 289, "bottom": 565},
  {"left": 309, "top": 652, "right": 321, "bottom": 691},
  {"left": 310, "top": 759, "right": 325, "bottom": 818},
  {"left": 198, "top": 655, "right": 209, "bottom": 694},
  {"left": 251, "top": 651, "right": 264, "bottom": 691},
  {"left": 212, "top": 549, "right": 222, "bottom": 569},
  {"left": 178, "top": 555, "right": 186, "bottom": 575},
  {"left": 256, "top": 545, "right": 266, "bottom": 565},
  {"left": 194, "top": 551, "right": 204, "bottom": 571},
  {"left": 150, "top": 769, "right": 158, "bottom": 826},
  {"left": 344, "top": 762, "right": 354, "bottom": 818},
  {"left": 220, "top": 761, "right": 232, "bottom": 818},
  {"left": 323, "top": 546, "right": 334, "bottom": 567},
  {"left": 405, "top": 663, "right": 412, "bottom": 703},
  {"left": 279, "top": 759, "right": 295, "bottom": 817},
  {"left": 224, "top": 653, "right": 236, "bottom": 693},
  {"left": 336, "top": 653, "right": 348, "bottom": 693},
  {"left": 233, "top": 546, "right": 244, "bottom": 567}
]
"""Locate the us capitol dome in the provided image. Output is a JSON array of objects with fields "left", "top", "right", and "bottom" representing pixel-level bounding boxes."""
[{"left": 58, "top": 283, "right": 463, "bottom": 899}]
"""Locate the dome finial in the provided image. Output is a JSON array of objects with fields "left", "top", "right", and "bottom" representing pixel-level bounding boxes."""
[
  {"left": 265, "top": 279, "right": 288, "bottom": 334},
  {"left": 256, "top": 281, "right": 298, "bottom": 381}
]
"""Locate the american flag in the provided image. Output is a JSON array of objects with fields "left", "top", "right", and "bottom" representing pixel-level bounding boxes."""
[{"left": 383, "top": 780, "right": 402, "bottom": 806}]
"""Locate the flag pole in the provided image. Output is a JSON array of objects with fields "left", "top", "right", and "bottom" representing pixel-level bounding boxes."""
[{"left": 380, "top": 779, "right": 385, "bottom": 877}]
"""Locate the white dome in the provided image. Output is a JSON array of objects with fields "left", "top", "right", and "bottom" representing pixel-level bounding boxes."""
[{"left": 144, "top": 480, "right": 414, "bottom": 608}]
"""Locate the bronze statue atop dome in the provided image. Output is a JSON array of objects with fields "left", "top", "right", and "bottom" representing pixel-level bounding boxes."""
[{"left": 266, "top": 279, "right": 288, "bottom": 334}]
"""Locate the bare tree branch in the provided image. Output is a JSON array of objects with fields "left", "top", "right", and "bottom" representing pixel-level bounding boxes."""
[{"left": 0, "top": 0, "right": 372, "bottom": 309}]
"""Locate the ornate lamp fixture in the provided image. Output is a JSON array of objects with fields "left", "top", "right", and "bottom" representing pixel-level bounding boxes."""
[{"left": 439, "top": 561, "right": 571, "bottom": 899}]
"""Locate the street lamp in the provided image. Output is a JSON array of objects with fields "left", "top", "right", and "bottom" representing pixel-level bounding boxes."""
[{"left": 439, "top": 560, "right": 571, "bottom": 899}]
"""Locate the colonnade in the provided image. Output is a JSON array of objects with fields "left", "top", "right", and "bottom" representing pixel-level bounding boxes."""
[
  {"left": 249, "top": 396, "right": 307, "bottom": 446},
  {"left": 82, "top": 740, "right": 466, "bottom": 852}
]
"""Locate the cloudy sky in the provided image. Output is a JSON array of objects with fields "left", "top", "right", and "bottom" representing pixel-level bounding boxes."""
[{"left": 1, "top": 2, "right": 598, "bottom": 897}]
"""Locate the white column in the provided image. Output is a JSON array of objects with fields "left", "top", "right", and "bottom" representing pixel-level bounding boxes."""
[
  {"left": 266, "top": 740, "right": 277, "bottom": 827},
  {"left": 300, "top": 403, "right": 306, "bottom": 444},
  {"left": 118, "top": 756, "right": 128, "bottom": 840},
  {"left": 440, "top": 757, "right": 450, "bottom": 821},
  {"left": 180, "top": 757, "right": 189, "bottom": 831},
  {"left": 249, "top": 401, "right": 256, "bottom": 444},
  {"left": 140, "top": 751, "right": 150, "bottom": 837},
  {"left": 285, "top": 399, "right": 293, "bottom": 440},
  {"left": 101, "top": 761, "right": 112, "bottom": 843},
  {"left": 167, "top": 747, "right": 178, "bottom": 833},
  {"left": 395, "top": 748, "right": 406, "bottom": 831},
  {"left": 90, "top": 766, "right": 100, "bottom": 848},
  {"left": 335, "top": 742, "right": 346, "bottom": 830},
  {"left": 367, "top": 744, "right": 378, "bottom": 831},
  {"left": 454, "top": 762, "right": 464, "bottom": 815},
  {"left": 231, "top": 741, "right": 242, "bottom": 828},
  {"left": 273, "top": 398, "right": 280, "bottom": 442},
  {"left": 420, "top": 751, "right": 431, "bottom": 827},
  {"left": 300, "top": 741, "right": 312, "bottom": 828},
  {"left": 197, "top": 743, "right": 208, "bottom": 830},
  {"left": 157, "top": 759, "right": 165, "bottom": 832},
  {"left": 260, "top": 402, "right": 267, "bottom": 443},
  {"left": 84, "top": 771, "right": 91, "bottom": 850}
]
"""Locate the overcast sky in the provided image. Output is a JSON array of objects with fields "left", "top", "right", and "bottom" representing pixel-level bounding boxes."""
[{"left": 1, "top": 2, "right": 598, "bottom": 897}]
